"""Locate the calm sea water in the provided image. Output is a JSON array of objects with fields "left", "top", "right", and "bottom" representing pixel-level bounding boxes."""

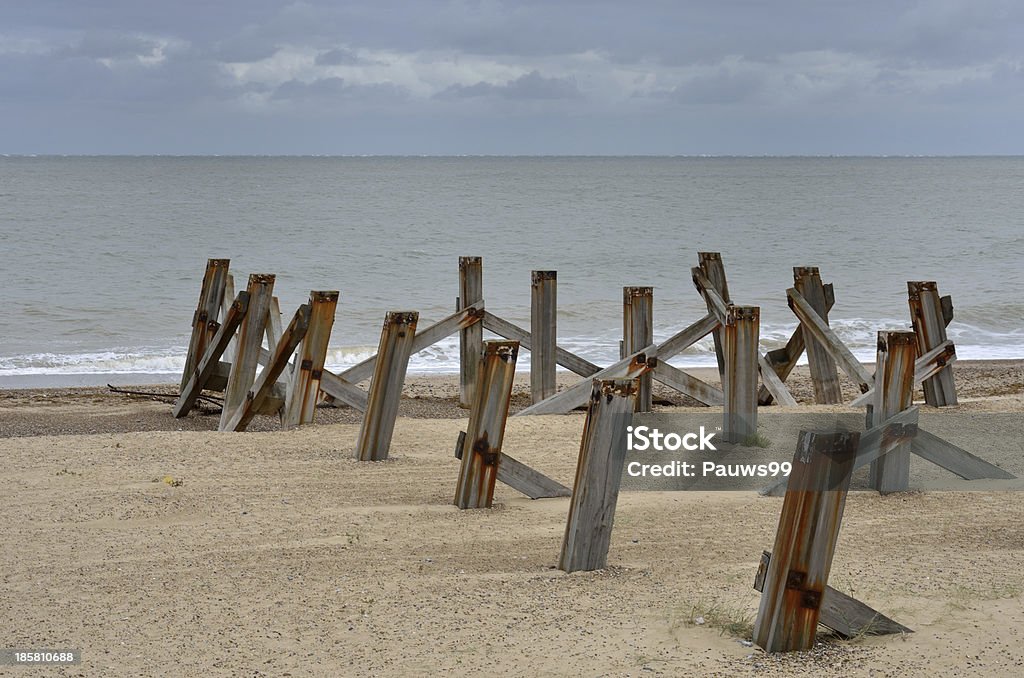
[{"left": 1, "top": 156, "right": 1022, "bottom": 387}]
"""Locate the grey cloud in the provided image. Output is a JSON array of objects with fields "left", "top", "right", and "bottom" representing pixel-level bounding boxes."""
[
  {"left": 315, "top": 47, "right": 362, "bottom": 66},
  {"left": 271, "top": 77, "right": 408, "bottom": 104},
  {"left": 670, "top": 69, "right": 764, "bottom": 105},
  {"left": 436, "top": 70, "right": 581, "bottom": 101},
  {"left": 58, "top": 30, "right": 162, "bottom": 60}
]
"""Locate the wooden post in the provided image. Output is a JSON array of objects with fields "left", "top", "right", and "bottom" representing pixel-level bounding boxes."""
[
  {"left": 459, "top": 256, "right": 483, "bottom": 408},
  {"left": 181, "top": 259, "right": 230, "bottom": 391},
  {"left": 623, "top": 286, "right": 654, "bottom": 412},
  {"left": 794, "top": 267, "right": 842, "bottom": 404},
  {"left": 283, "top": 291, "right": 339, "bottom": 428},
  {"left": 530, "top": 271, "right": 557, "bottom": 404},
  {"left": 454, "top": 341, "right": 520, "bottom": 509},
  {"left": 219, "top": 273, "right": 237, "bottom": 366},
  {"left": 698, "top": 252, "right": 731, "bottom": 382},
  {"left": 869, "top": 331, "right": 917, "bottom": 493},
  {"left": 219, "top": 274, "right": 275, "bottom": 430},
  {"left": 753, "top": 430, "right": 860, "bottom": 653},
  {"left": 908, "top": 281, "right": 958, "bottom": 406},
  {"left": 723, "top": 305, "right": 759, "bottom": 444},
  {"left": 559, "top": 379, "right": 638, "bottom": 573},
  {"left": 355, "top": 311, "right": 419, "bottom": 461}
]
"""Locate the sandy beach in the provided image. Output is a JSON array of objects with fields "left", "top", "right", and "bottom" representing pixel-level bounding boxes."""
[{"left": 2, "top": 361, "right": 1023, "bottom": 676}]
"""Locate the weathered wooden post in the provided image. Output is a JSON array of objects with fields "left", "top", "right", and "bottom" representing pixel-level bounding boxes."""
[
  {"left": 219, "top": 274, "right": 275, "bottom": 430},
  {"left": 530, "top": 271, "right": 557, "bottom": 404},
  {"left": 181, "top": 259, "right": 230, "bottom": 391},
  {"left": 869, "top": 331, "right": 917, "bottom": 493},
  {"left": 559, "top": 378, "right": 638, "bottom": 573},
  {"left": 219, "top": 273, "right": 237, "bottom": 365},
  {"left": 723, "top": 305, "right": 759, "bottom": 443},
  {"left": 454, "top": 341, "right": 520, "bottom": 509},
  {"left": 283, "top": 291, "right": 339, "bottom": 428},
  {"left": 459, "top": 256, "right": 483, "bottom": 408},
  {"left": 698, "top": 252, "right": 731, "bottom": 382},
  {"left": 794, "top": 267, "right": 842, "bottom": 404},
  {"left": 623, "top": 286, "right": 654, "bottom": 412},
  {"left": 908, "top": 281, "right": 958, "bottom": 406},
  {"left": 356, "top": 311, "right": 419, "bottom": 461},
  {"left": 753, "top": 429, "right": 860, "bottom": 653}
]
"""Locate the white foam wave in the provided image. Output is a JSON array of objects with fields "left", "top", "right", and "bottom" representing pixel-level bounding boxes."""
[{"left": 2, "top": 318, "right": 1022, "bottom": 380}]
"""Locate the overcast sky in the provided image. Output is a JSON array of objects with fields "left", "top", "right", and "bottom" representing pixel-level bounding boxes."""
[{"left": 1, "top": 1, "right": 1022, "bottom": 154}]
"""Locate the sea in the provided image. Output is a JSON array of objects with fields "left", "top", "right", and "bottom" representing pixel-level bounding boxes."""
[{"left": 1, "top": 156, "right": 1022, "bottom": 388}]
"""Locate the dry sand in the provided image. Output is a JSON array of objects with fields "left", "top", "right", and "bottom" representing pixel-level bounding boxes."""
[{"left": 1, "top": 361, "right": 1023, "bottom": 676}]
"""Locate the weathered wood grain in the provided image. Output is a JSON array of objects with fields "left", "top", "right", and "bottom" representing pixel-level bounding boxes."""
[
  {"left": 173, "top": 291, "right": 249, "bottom": 418},
  {"left": 223, "top": 304, "right": 311, "bottom": 432},
  {"left": 753, "top": 430, "right": 860, "bottom": 653},
  {"left": 559, "top": 379, "right": 638, "bottom": 573},
  {"left": 623, "top": 286, "right": 654, "bottom": 412},
  {"left": 697, "top": 252, "right": 731, "bottom": 382},
  {"left": 282, "top": 291, "right": 339, "bottom": 428},
  {"left": 754, "top": 551, "right": 912, "bottom": 638},
  {"left": 869, "top": 331, "right": 917, "bottom": 493},
  {"left": 181, "top": 259, "right": 230, "bottom": 391},
  {"left": 219, "top": 274, "right": 275, "bottom": 430},
  {"left": 531, "top": 271, "right": 558, "bottom": 404},
  {"left": 356, "top": 311, "right": 419, "bottom": 461},
  {"left": 458, "top": 256, "right": 484, "bottom": 408},
  {"left": 723, "top": 305, "right": 759, "bottom": 443},
  {"left": 908, "top": 281, "right": 958, "bottom": 406},
  {"left": 787, "top": 286, "right": 873, "bottom": 393},
  {"left": 454, "top": 341, "right": 519, "bottom": 508}
]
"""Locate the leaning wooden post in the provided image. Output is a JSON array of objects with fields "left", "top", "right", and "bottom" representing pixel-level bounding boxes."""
[
  {"left": 908, "top": 281, "right": 958, "bottom": 406},
  {"left": 723, "top": 305, "right": 759, "bottom": 443},
  {"left": 356, "top": 311, "right": 419, "bottom": 461},
  {"left": 623, "top": 286, "right": 654, "bottom": 412},
  {"left": 794, "top": 267, "right": 842, "bottom": 404},
  {"left": 559, "top": 379, "right": 638, "bottom": 573},
  {"left": 698, "top": 252, "right": 731, "bottom": 382},
  {"left": 181, "top": 259, "right": 230, "bottom": 391},
  {"left": 530, "top": 271, "right": 557, "bottom": 404},
  {"left": 869, "top": 331, "right": 917, "bottom": 494},
  {"left": 459, "top": 257, "right": 483, "bottom": 408},
  {"left": 283, "top": 291, "right": 339, "bottom": 428},
  {"left": 218, "top": 274, "right": 275, "bottom": 430},
  {"left": 753, "top": 429, "right": 860, "bottom": 653},
  {"left": 454, "top": 341, "right": 520, "bottom": 509}
]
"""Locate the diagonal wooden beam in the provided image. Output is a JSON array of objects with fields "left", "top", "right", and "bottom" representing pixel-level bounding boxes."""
[
  {"left": 173, "top": 291, "right": 250, "bottom": 418},
  {"left": 787, "top": 287, "right": 873, "bottom": 393},
  {"left": 757, "top": 353, "right": 798, "bottom": 406},
  {"left": 341, "top": 301, "right": 484, "bottom": 385},
  {"left": 758, "top": 283, "right": 834, "bottom": 405},
  {"left": 483, "top": 311, "right": 602, "bottom": 377},
  {"left": 223, "top": 304, "right": 311, "bottom": 432},
  {"left": 657, "top": 313, "right": 720, "bottom": 360},
  {"left": 514, "top": 348, "right": 656, "bottom": 416},
  {"left": 453, "top": 430, "right": 572, "bottom": 498},
  {"left": 691, "top": 267, "right": 729, "bottom": 324},
  {"left": 911, "top": 429, "right": 1015, "bottom": 480},
  {"left": 652, "top": 361, "right": 723, "bottom": 406},
  {"left": 759, "top": 407, "right": 920, "bottom": 496},
  {"left": 754, "top": 551, "right": 912, "bottom": 638}
]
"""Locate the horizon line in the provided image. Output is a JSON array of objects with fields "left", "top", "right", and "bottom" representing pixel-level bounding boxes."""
[{"left": 4, "top": 153, "right": 1024, "bottom": 159}]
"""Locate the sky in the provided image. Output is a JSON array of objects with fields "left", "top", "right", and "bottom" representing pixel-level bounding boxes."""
[{"left": 1, "top": 1, "right": 1022, "bottom": 155}]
